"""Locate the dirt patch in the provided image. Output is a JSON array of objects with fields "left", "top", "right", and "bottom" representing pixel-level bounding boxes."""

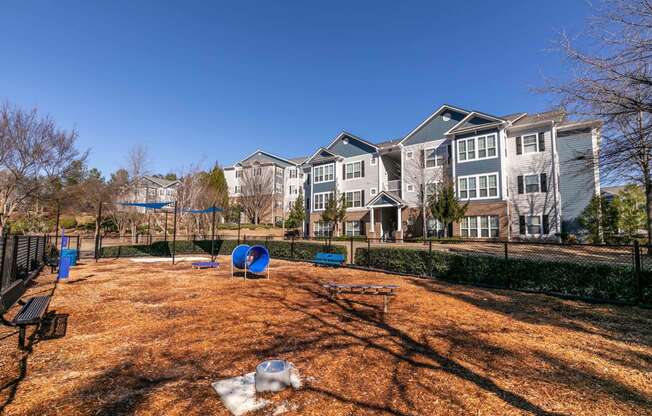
[{"left": 0, "top": 257, "right": 651, "bottom": 415}]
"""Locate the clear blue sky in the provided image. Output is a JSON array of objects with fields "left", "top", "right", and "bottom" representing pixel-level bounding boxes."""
[{"left": 0, "top": 1, "right": 593, "bottom": 177}]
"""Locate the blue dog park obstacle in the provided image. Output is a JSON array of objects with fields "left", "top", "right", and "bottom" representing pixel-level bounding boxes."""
[{"left": 231, "top": 244, "right": 270, "bottom": 279}]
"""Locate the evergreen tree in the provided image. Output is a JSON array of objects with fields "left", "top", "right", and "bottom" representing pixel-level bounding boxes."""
[
  {"left": 579, "top": 195, "right": 619, "bottom": 243},
  {"left": 206, "top": 163, "right": 229, "bottom": 209},
  {"left": 285, "top": 195, "right": 305, "bottom": 229},
  {"left": 321, "top": 193, "right": 347, "bottom": 236},
  {"left": 613, "top": 184, "right": 646, "bottom": 241},
  {"left": 428, "top": 182, "right": 468, "bottom": 238}
]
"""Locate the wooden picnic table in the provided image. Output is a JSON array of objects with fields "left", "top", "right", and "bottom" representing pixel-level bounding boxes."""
[{"left": 322, "top": 282, "right": 399, "bottom": 313}]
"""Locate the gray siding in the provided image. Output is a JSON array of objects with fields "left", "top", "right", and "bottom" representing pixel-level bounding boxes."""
[
  {"left": 458, "top": 115, "right": 497, "bottom": 130},
  {"left": 402, "top": 110, "right": 467, "bottom": 146},
  {"left": 241, "top": 151, "right": 293, "bottom": 167},
  {"left": 557, "top": 130, "right": 597, "bottom": 232},
  {"left": 329, "top": 135, "right": 376, "bottom": 157}
]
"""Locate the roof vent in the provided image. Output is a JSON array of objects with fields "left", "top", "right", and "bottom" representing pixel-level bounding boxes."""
[
  {"left": 342, "top": 137, "right": 349, "bottom": 144},
  {"left": 442, "top": 112, "right": 452, "bottom": 122}
]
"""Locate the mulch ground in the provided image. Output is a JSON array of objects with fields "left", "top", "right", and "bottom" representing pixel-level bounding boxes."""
[{"left": 1, "top": 257, "right": 651, "bottom": 415}]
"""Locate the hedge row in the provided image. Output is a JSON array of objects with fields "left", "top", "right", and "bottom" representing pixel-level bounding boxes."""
[
  {"left": 355, "top": 247, "right": 652, "bottom": 304},
  {"left": 100, "top": 239, "right": 346, "bottom": 262}
]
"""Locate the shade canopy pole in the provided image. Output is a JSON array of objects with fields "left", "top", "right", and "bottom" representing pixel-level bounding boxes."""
[
  {"left": 172, "top": 200, "right": 178, "bottom": 265},
  {"left": 210, "top": 203, "right": 217, "bottom": 262}
]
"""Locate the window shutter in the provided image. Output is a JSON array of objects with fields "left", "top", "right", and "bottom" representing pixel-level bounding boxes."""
[
  {"left": 342, "top": 163, "right": 346, "bottom": 179},
  {"left": 538, "top": 132, "right": 545, "bottom": 151},
  {"left": 542, "top": 215, "right": 550, "bottom": 234},
  {"left": 447, "top": 144, "right": 452, "bottom": 164},
  {"left": 517, "top": 176, "right": 524, "bottom": 194},
  {"left": 519, "top": 216, "right": 526, "bottom": 235},
  {"left": 361, "top": 190, "right": 365, "bottom": 206},
  {"left": 540, "top": 173, "right": 547, "bottom": 193},
  {"left": 361, "top": 160, "right": 365, "bottom": 177},
  {"left": 516, "top": 136, "right": 522, "bottom": 155}
]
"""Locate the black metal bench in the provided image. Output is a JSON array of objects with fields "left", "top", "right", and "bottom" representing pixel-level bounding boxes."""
[{"left": 1, "top": 279, "right": 52, "bottom": 349}]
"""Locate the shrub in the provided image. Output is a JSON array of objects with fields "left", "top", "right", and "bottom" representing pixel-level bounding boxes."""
[
  {"left": 355, "top": 246, "right": 643, "bottom": 303},
  {"left": 100, "top": 239, "right": 346, "bottom": 262}
]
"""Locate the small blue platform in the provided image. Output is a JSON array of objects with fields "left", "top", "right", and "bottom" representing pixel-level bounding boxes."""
[{"left": 191, "top": 261, "right": 219, "bottom": 269}]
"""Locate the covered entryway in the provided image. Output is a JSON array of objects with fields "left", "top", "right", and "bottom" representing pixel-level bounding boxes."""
[{"left": 366, "top": 191, "right": 407, "bottom": 241}]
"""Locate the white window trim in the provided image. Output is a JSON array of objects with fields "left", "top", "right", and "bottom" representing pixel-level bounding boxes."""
[
  {"left": 406, "top": 184, "right": 415, "bottom": 192},
  {"left": 313, "top": 191, "right": 334, "bottom": 211},
  {"left": 406, "top": 151, "right": 414, "bottom": 159},
  {"left": 344, "top": 189, "right": 364, "bottom": 210},
  {"left": 344, "top": 160, "right": 363, "bottom": 181},
  {"left": 524, "top": 214, "right": 543, "bottom": 236},
  {"left": 457, "top": 172, "right": 499, "bottom": 200},
  {"left": 345, "top": 221, "right": 361, "bottom": 236},
  {"left": 457, "top": 133, "right": 498, "bottom": 164},
  {"left": 370, "top": 187, "right": 377, "bottom": 196},
  {"left": 370, "top": 155, "right": 377, "bottom": 165},
  {"left": 522, "top": 133, "right": 539, "bottom": 154},
  {"left": 313, "top": 163, "right": 335, "bottom": 184},
  {"left": 461, "top": 215, "right": 500, "bottom": 238},
  {"left": 424, "top": 146, "right": 446, "bottom": 169},
  {"left": 523, "top": 173, "right": 541, "bottom": 194}
]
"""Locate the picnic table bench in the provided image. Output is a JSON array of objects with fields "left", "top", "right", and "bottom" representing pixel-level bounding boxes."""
[
  {"left": 322, "top": 282, "right": 399, "bottom": 313},
  {"left": 313, "top": 253, "right": 345, "bottom": 267},
  {"left": 1, "top": 280, "right": 51, "bottom": 349}
]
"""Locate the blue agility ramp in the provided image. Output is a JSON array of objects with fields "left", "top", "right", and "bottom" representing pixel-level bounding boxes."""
[{"left": 231, "top": 244, "right": 270, "bottom": 279}]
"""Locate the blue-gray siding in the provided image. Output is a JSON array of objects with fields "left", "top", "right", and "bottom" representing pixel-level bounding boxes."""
[
  {"left": 454, "top": 128, "right": 503, "bottom": 201},
  {"left": 402, "top": 110, "right": 467, "bottom": 146}
]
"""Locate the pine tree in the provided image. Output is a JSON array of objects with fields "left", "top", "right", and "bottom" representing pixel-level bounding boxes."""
[
  {"left": 321, "top": 193, "right": 347, "bottom": 236},
  {"left": 428, "top": 182, "right": 468, "bottom": 238},
  {"left": 285, "top": 195, "right": 305, "bottom": 229}
]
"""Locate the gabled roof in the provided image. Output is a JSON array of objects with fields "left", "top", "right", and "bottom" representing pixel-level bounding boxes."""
[
  {"left": 325, "top": 131, "right": 378, "bottom": 152},
  {"left": 445, "top": 111, "right": 505, "bottom": 135},
  {"left": 366, "top": 191, "right": 406, "bottom": 208},
  {"left": 139, "top": 176, "right": 180, "bottom": 188},
  {"left": 398, "top": 104, "right": 472, "bottom": 145},
  {"left": 237, "top": 149, "right": 299, "bottom": 167},
  {"left": 302, "top": 147, "right": 339, "bottom": 165}
]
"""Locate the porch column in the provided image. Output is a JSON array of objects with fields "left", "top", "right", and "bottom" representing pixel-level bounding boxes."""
[
  {"left": 397, "top": 206, "right": 402, "bottom": 231},
  {"left": 370, "top": 208, "right": 375, "bottom": 234}
]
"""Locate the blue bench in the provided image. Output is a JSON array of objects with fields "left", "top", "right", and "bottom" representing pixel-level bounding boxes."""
[{"left": 313, "top": 252, "right": 345, "bottom": 267}]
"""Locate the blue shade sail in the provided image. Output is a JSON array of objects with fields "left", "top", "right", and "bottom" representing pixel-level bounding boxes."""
[
  {"left": 183, "top": 207, "right": 223, "bottom": 214},
  {"left": 117, "top": 201, "right": 172, "bottom": 209}
]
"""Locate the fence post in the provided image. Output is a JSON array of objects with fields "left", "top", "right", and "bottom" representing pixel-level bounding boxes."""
[
  {"left": 504, "top": 241, "right": 510, "bottom": 289},
  {"left": 291, "top": 235, "right": 295, "bottom": 260},
  {"left": 11, "top": 236, "right": 19, "bottom": 281},
  {"left": 367, "top": 238, "right": 371, "bottom": 269},
  {"left": 350, "top": 237, "right": 354, "bottom": 265},
  {"left": 76, "top": 235, "right": 81, "bottom": 254},
  {"left": 428, "top": 240, "right": 432, "bottom": 278},
  {"left": 0, "top": 236, "right": 6, "bottom": 286},
  {"left": 634, "top": 241, "right": 642, "bottom": 303}
]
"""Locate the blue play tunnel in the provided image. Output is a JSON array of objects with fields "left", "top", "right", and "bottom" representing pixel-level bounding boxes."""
[{"left": 231, "top": 244, "right": 270, "bottom": 274}]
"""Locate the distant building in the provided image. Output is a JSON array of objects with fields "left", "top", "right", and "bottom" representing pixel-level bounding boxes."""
[{"left": 125, "top": 175, "right": 180, "bottom": 212}]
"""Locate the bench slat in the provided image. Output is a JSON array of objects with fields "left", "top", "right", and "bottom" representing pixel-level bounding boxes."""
[{"left": 13, "top": 296, "right": 51, "bottom": 325}]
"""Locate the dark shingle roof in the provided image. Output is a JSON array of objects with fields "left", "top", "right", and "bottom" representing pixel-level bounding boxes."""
[{"left": 511, "top": 110, "right": 566, "bottom": 126}]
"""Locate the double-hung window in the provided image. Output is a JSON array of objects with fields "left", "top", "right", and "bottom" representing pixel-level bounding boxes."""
[
  {"left": 314, "top": 164, "right": 334, "bottom": 183},
  {"left": 345, "top": 221, "right": 361, "bottom": 236},
  {"left": 527, "top": 215, "right": 541, "bottom": 234},
  {"left": 461, "top": 216, "right": 499, "bottom": 238},
  {"left": 234, "top": 185, "right": 241, "bottom": 194},
  {"left": 345, "top": 190, "right": 362, "bottom": 208},
  {"left": 458, "top": 173, "right": 498, "bottom": 200},
  {"left": 313, "top": 192, "right": 333, "bottom": 211},
  {"left": 522, "top": 134, "right": 538, "bottom": 153},
  {"left": 425, "top": 146, "right": 447, "bottom": 168},
  {"left": 458, "top": 134, "right": 497, "bottom": 163},
  {"left": 525, "top": 175, "right": 540, "bottom": 193},
  {"left": 289, "top": 169, "right": 297, "bottom": 178},
  {"left": 345, "top": 161, "right": 362, "bottom": 179},
  {"left": 314, "top": 221, "right": 333, "bottom": 237},
  {"left": 235, "top": 170, "right": 242, "bottom": 178}
]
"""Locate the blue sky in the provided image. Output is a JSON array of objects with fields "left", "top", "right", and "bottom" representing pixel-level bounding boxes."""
[{"left": 0, "top": 1, "right": 593, "bottom": 177}]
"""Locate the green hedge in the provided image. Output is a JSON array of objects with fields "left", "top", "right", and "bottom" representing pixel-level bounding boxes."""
[
  {"left": 100, "top": 239, "right": 346, "bottom": 262},
  {"left": 355, "top": 247, "right": 651, "bottom": 304}
]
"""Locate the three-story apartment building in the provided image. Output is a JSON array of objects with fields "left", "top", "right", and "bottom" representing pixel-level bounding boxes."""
[{"left": 225, "top": 103, "right": 601, "bottom": 240}]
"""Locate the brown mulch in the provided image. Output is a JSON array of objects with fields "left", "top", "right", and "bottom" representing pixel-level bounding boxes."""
[{"left": 0, "top": 257, "right": 651, "bottom": 415}]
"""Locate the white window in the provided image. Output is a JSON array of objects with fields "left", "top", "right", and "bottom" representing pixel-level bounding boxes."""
[
  {"left": 345, "top": 161, "right": 362, "bottom": 180},
  {"left": 458, "top": 173, "right": 498, "bottom": 200},
  {"left": 345, "top": 221, "right": 361, "bottom": 236},
  {"left": 313, "top": 192, "right": 333, "bottom": 211},
  {"left": 407, "top": 184, "right": 414, "bottom": 192},
  {"left": 314, "top": 221, "right": 333, "bottom": 237},
  {"left": 370, "top": 187, "right": 377, "bottom": 196},
  {"left": 522, "top": 134, "right": 538, "bottom": 153},
  {"left": 527, "top": 215, "right": 542, "bottom": 235},
  {"left": 289, "top": 185, "right": 298, "bottom": 195},
  {"left": 370, "top": 155, "right": 377, "bottom": 165},
  {"left": 275, "top": 183, "right": 283, "bottom": 193},
  {"left": 457, "top": 134, "right": 497, "bottom": 163},
  {"left": 425, "top": 147, "right": 446, "bottom": 168},
  {"left": 289, "top": 169, "right": 297, "bottom": 178},
  {"left": 234, "top": 185, "right": 241, "bottom": 194},
  {"left": 461, "top": 216, "right": 499, "bottom": 238},
  {"left": 345, "top": 190, "right": 362, "bottom": 208},
  {"left": 253, "top": 167, "right": 262, "bottom": 176},
  {"left": 235, "top": 170, "right": 242, "bottom": 178},
  {"left": 314, "top": 164, "right": 334, "bottom": 183},
  {"left": 525, "top": 174, "right": 540, "bottom": 193},
  {"left": 406, "top": 151, "right": 413, "bottom": 159}
]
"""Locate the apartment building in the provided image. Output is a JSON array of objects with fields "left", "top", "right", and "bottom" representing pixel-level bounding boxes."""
[
  {"left": 225, "top": 103, "right": 601, "bottom": 240},
  {"left": 224, "top": 150, "right": 306, "bottom": 224},
  {"left": 125, "top": 175, "right": 180, "bottom": 213}
]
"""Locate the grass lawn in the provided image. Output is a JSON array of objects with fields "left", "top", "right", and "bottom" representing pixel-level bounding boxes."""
[{"left": 1, "top": 257, "right": 651, "bottom": 415}]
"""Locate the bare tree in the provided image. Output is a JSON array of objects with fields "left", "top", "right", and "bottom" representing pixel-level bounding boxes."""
[
  {"left": 0, "top": 102, "right": 84, "bottom": 235},
  {"left": 238, "top": 163, "right": 274, "bottom": 224},
  {"left": 127, "top": 145, "right": 150, "bottom": 179},
  {"left": 544, "top": 0, "right": 652, "bottom": 242},
  {"left": 403, "top": 145, "right": 448, "bottom": 237}
]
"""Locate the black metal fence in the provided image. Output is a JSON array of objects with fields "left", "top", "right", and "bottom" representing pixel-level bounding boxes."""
[
  {"left": 0, "top": 235, "right": 48, "bottom": 293},
  {"left": 43, "top": 232, "right": 652, "bottom": 306}
]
